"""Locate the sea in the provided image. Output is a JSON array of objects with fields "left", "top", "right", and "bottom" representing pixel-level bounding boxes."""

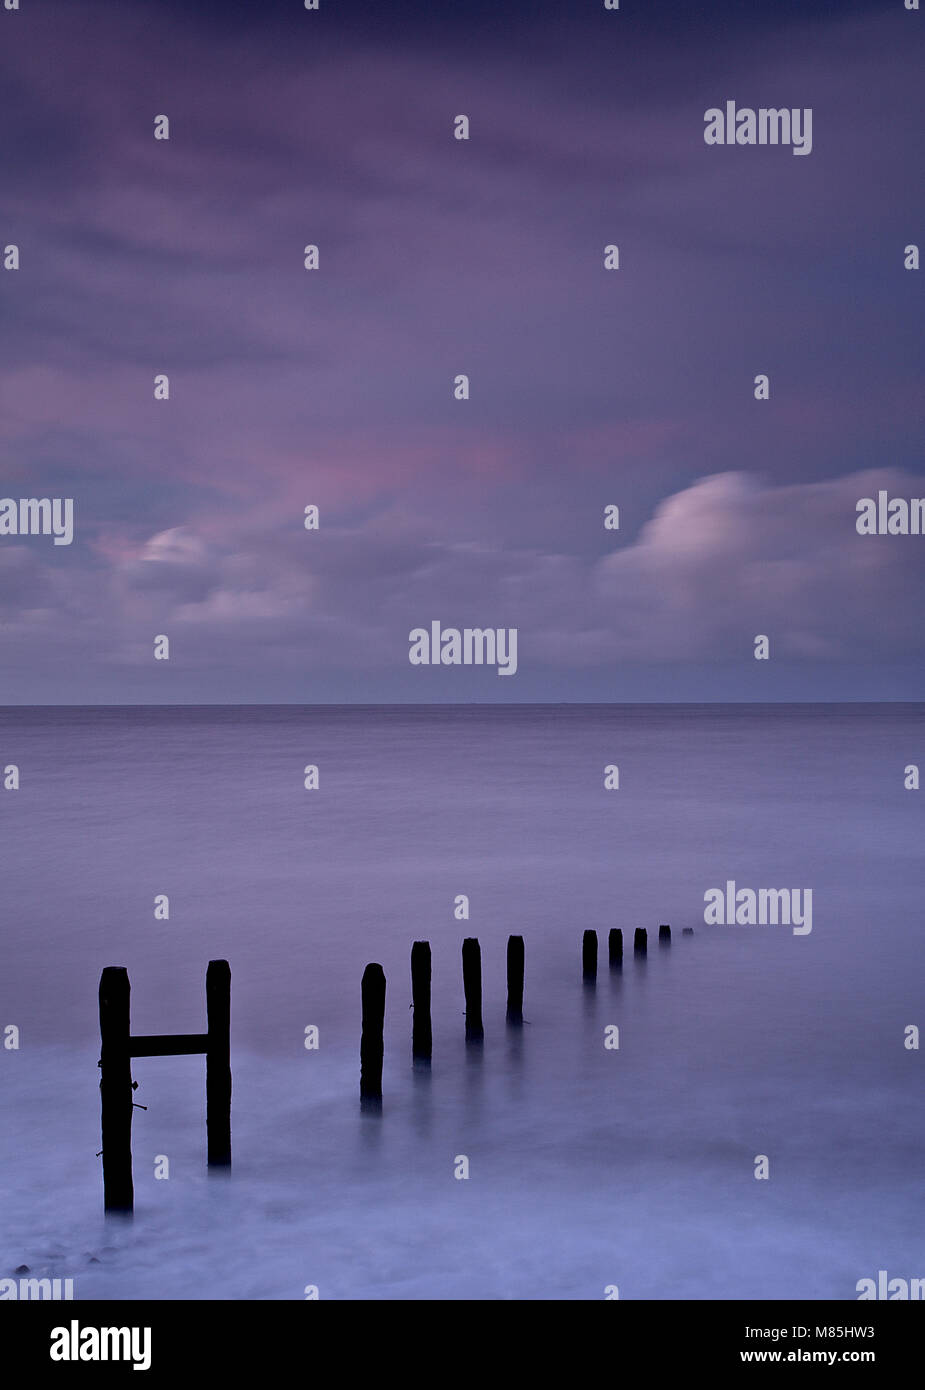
[{"left": 0, "top": 704, "right": 922, "bottom": 1300}]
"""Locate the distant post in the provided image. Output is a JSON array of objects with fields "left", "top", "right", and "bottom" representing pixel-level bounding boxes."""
[
  {"left": 411, "top": 942, "right": 432, "bottom": 1063},
  {"left": 634, "top": 927, "right": 647, "bottom": 955},
  {"left": 582, "top": 929, "right": 598, "bottom": 980},
  {"left": 462, "top": 938, "right": 483, "bottom": 1041},
  {"left": 206, "top": 960, "right": 231, "bottom": 1166},
  {"left": 361, "top": 964, "right": 386, "bottom": 1105},
  {"left": 682, "top": 927, "right": 694, "bottom": 935},
  {"left": 506, "top": 935, "right": 524, "bottom": 1023},
  {"left": 659, "top": 924, "right": 671, "bottom": 945},
  {"left": 99, "top": 966, "right": 134, "bottom": 1214},
  {"left": 608, "top": 928, "right": 623, "bottom": 967}
]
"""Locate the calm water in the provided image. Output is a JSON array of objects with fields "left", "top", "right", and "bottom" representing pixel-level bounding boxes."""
[{"left": 1, "top": 704, "right": 923, "bottom": 1299}]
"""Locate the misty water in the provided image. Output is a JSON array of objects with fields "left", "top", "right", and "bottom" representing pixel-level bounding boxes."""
[{"left": 1, "top": 704, "right": 923, "bottom": 1300}]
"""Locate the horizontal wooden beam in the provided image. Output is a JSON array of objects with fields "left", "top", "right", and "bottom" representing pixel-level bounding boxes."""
[{"left": 130, "top": 1033, "right": 209, "bottom": 1057}]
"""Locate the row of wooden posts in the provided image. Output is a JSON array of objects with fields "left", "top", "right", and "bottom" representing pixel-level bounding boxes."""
[
  {"left": 98, "top": 925, "right": 691, "bottom": 1212},
  {"left": 360, "top": 923, "right": 691, "bottom": 1102}
]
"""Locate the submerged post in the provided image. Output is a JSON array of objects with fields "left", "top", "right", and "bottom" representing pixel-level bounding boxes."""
[
  {"left": 99, "top": 966, "right": 134, "bottom": 1214},
  {"left": 659, "top": 924, "right": 671, "bottom": 945},
  {"left": 361, "top": 963, "right": 386, "bottom": 1105},
  {"left": 683, "top": 927, "right": 694, "bottom": 935},
  {"left": 506, "top": 935, "right": 524, "bottom": 1023},
  {"left": 206, "top": 960, "right": 231, "bottom": 1167},
  {"left": 634, "top": 927, "right": 647, "bottom": 955},
  {"left": 462, "top": 938, "right": 483, "bottom": 1041},
  {"left": 582, "top": 929, "right": 598, "bottom": 980},
  {"left": 608, "top": 928, "right": 623, "bottom": 966},
  {"left": 411, "top": 941, "right": 432, "bottom": 1063}
]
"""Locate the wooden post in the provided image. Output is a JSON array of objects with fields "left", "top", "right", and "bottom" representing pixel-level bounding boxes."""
[
  {"left": 99, "top": 966, "right": 134, "bottom": 1214},
  {"left": 659, "top": 924, "right": 671, "bottom": 944},
  {"left": 608, "top": 928, "right": 623, "bottom": 967},
  {"left": 582, "top": 929, "right": 598, "bottom": 980},
  {"left": 411, "top": 941, "right": 432, "bottom": 1063},
  {"left": 634, "top": 927, "right": 647, "bottom": 955},
  {"left": 506, "top": 935, "right": 524, "bottom": 1023},
  {"left": 360, "top": 963, "right": 386, "bottom": 1104},
  {"left": 206, "top": 960, "right": 231, "bottom": 1167},
  {"left": 462, "top": 938, "right": 483, "bottom": 1041}
]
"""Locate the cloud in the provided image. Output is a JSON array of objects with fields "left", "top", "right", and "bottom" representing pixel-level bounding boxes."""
[
  {"left": 592, "top": 470, "right": 925, "bottom": 661},
  {"left": 3, "top": 469, "right": 922, "bottom": 692},
  {"left": 0, "top": 3, "right": 922, "bottom": 697}
]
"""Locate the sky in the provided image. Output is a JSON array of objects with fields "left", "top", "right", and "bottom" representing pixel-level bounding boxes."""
[{"left": 0, "top": 0, "right": 923, "bottom": 702}]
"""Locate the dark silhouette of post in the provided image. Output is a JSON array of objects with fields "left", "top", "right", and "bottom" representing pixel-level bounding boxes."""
[
  {"left": 582, "top": 929, "right": 598, "bottom": 980},
  {"left": 659, "top": 924, "right": 671, "bottom": 945},
  {"left": 99, "top": 966, "right": 134, "bottom": 1214},
  {"left": 98, "top": 961, "right": 232, "bottom": 1213},
  {"left": 462, "top": 938, "right": 483, "bottom": 1041},
  {"left": 411, "top": 942, "right": 432, "bottom": 1063},
  {"left": 506, "top": 935, "right": 524, "bottom": 1023},
  {"left": 360, "top": 963, "right": 386, "bottom": 1105},
  {"left": 608, "top": 928, "right": 623, "bottom": 967},
  {"left": 683, "top": 927, "right": 694, "bottom": 935},
  {"left": 634, "top": 927, "right": 647, "bottom": 955},
  {"left": 206, "top": 960, "right": 231, "bottom": 1166}
]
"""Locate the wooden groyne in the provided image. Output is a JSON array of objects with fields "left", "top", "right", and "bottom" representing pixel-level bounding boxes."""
[{"left": 98, "top": 923, "right": 690, "bottom": 1210}]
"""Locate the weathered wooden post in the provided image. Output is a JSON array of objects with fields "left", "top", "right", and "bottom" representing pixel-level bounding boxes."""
[
  {"left": 462, "top": 938, "right": 483, "bottom": 1041},
  {"left": 506, "top": 935, "right": 524, "bottom": 1023},
  {"left": 634, "top": 927, "right": 647, "bottom": 955},
  {"left": 582, "top": 929, "right": 598, "bottom": 980},
  {"left": 659, "top": 924, "right": 671, "bottom": 945},
  {"left": 411, "top": 941, "right": 432, "bottom": 1063},
  {"left": 99, "top": 966, "right": 134, "bottom": 1214},
  {"left": 98, "top": 961, "right": 232, "bottom": 1213},
  {"left": 206, "top": 960, "right": 231, "bottom": 1166},
  {"left": 360, "top": 963, "right": 386, "bottom": 1105},
  {"left": 608, "top": 928, "right": 623, "bottom": 967}
]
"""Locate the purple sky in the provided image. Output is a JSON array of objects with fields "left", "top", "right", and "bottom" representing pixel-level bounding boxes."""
[{"left": 1, "top": 0, "right": 923, "bottom": 701}]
